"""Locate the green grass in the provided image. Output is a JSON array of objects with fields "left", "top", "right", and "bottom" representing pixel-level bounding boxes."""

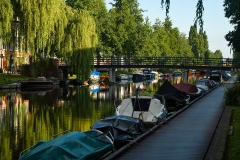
[
  {"left": 116, "top": 69, "right": 131, "bottom": 75},
  {"left": 224, "top": 72, "right": 240, "bottom": 159},
  {"left": 224, "top": 106, "right": 240, "bottom": 159},
  {"left": 0, "top": 74, "right": 77, "bottom": 84},
  {"left": 0, "top": 74, "right": 29, "bottom": 84}
]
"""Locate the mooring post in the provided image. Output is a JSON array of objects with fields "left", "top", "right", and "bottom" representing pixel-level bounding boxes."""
[
  {"left": 184, "top": 69, "right": 189, "bottom": 83},
  {"left": 109, "top": 69, "right": 116, "bottom": 84}
]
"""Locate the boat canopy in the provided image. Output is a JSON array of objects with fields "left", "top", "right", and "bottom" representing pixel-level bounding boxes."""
[
  {"left": 91, "top": 71, "right": 100, "bottom": 76},
  {"left": 92, "top": 115, "right": 148, "bottom": 149},
  {"left": 154, "top": 80, "right": 189, "bottom": 107},
  {"left": 19, "top": 131, "right": 113, "bottom": 160},
  {"left": 174, "top": 83, "right": 198, "bottom": 94},
  {"left": 209, "top": 71, "right": 222, "bottom": 82}
]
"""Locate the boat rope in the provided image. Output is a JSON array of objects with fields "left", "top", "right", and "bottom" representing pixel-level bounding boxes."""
[
  {"left": 132, "top": 87, "right": 144, "bottom": 118},
  {"left": 120, "top": 99, "right": 132, "bottom": 115}
]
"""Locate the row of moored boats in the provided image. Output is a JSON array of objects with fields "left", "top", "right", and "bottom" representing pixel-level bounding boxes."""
[{"left": 19, "top": 71, "right": 231, "bottom": 159}]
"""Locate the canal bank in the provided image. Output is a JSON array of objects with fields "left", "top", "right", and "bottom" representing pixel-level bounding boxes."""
[{"left": 104, "top": 75, "right": 238, "bottom": 160}]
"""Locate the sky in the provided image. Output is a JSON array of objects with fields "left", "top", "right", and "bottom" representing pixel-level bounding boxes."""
[{"left": 105, "top": 0, "right": 233, "bottom": 58}]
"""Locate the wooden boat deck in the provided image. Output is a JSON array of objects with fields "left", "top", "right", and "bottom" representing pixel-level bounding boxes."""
[{"left": 104, "top": 75, "right": 237, "bottom": 160}]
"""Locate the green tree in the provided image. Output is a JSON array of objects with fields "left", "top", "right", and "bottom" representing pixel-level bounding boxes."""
[
  {"left": 0, "top": 1, "right": 97, "bottom": 81},
  {"left": 152, "top": 18, "right": 169, "bottom": 56},
  {"left": 61, "top": 8, "right": 98, "bottom": 82},
  {"left": 213, "top": 50, "right": 223, "bottom": 58},
  {"left": 136, "top": 17, "right": 155, "bottom": 57},
  {"left": 0, "top": 0, "right": 13, "bottom": 43},
  {"left": 177, "top": 33, "right": 193, "bottom": 57},
  {"left": 65, "top": 0, "right": 108, "bottom": 58},
  {"left": 224, "top": 0, "right": 240, "bottom": 56},
  {"left": 198, "top": 31, "right": 206, "bottom": 58},
  {"left": 189, "top": 25, "right": 200, "bottom": 58},
  {"left": 202, "top": 31, "right": 209, "bottom": 58},
  {"left": 0, "top": 0, "right": 69, "bottom": 76},
  {"left": 104, "top": 0, "right": 144, "bottom": 59}
]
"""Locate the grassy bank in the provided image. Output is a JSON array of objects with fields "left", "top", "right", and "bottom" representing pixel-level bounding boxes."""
[
  {"left": 223, "top": 73, "right": 240, "bottom": 159},
  {"left": 224, "top": 106, "right": 240, "bottom": 159},
  {"left": 0, "top": 74, "right": 29, "bottom": 83}
]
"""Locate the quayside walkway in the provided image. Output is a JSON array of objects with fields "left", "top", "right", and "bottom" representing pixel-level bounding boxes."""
[{"left": 104, "top": 75, "right": 238, "bottom": 160}]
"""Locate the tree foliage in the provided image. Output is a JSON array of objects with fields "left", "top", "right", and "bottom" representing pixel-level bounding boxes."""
[
  {"left": 104, "top": 0, "right": 144, "bottom": 57},
  {"left": 0, "top": 0, "right": 98, "bottom": 81},
  {"left": 224, "top": 0, "right": 240, "bottom": 56},
  {"left": 0, "top": 0, "right": 233, "bottom": 81},
  {"left": 0, "top": 0, "right": 13, "bottom": 43}
]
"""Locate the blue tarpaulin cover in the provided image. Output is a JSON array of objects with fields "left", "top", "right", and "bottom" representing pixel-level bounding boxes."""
[
  {"left": 91, "top": 71, "right": 100, "bottom": 76},
  {"left": 19, "top": 131, "right": 113, "bottom": 160}
]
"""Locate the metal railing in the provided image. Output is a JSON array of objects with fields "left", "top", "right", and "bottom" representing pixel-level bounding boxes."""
[{"left": 94, "top": 57, "right": 239, "bottom": 70}]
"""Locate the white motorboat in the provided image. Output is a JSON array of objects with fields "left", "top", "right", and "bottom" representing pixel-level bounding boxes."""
[{"left": 114, "top": 88, "right": 168, "bottom": 124}]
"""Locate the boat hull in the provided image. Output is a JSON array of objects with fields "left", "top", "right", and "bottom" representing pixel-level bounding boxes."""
[
  {"left": 132, "top": 74, "right": 145, "bottom": 82},
  {"left": 20, "top": 81, "right": 54, "bottom": 91},
  {"left": 0, "top": 83, "right": 20, "bottom": 89}
]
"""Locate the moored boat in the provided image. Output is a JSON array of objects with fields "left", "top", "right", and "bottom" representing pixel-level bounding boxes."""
[
  {"left": 117, "top": 74, "right": 129, "bottom": 80},
  {"left": 174, "top": 83, "right": 202, "bottom": 100},
  {"left": 195, "top": 78, "right": 215, "bottom": 93},
  {"left": 0, "top": 82, "right": 20, "bottom": 89},
  {"left": 151, "top": 71, "right": 159, "bottom": 79},
  {"left": 19, "top": 129, "right": 114, "bottom": 160},
  {"left": 154, "top": 80, "right": 190, "bottom": 109},
  {"left": 89, "top": 71, "right": 100, "bottom": 83},
  {"left": 132, "top": 70, "right": 145, "bottom": 82},
  {"left": 142, "top": 68, "right": 154, "bottom": 80},
  {"left": 92, "top": 115, "right": 148, "bottom": 149},
  {"left": 115, "top": 87, "right": 168, "bottom": 124},
  {"left": 209, "top": 71, "right": 222, "bottom": 83},
  {"left": 20, "top": 77, "right": 54, "bottom": 91}
]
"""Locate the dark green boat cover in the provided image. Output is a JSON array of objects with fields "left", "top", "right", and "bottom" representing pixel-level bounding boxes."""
[{"left": 19, "top": 131, "right": 113, "bottom": 160}]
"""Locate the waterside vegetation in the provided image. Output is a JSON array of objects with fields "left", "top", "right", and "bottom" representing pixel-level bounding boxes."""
[
  {"left": 224, "top": 73, "right": 240, "bottom": 159},
  {"left": 0, "top": 74, "right": 29, "bottom": 84}
]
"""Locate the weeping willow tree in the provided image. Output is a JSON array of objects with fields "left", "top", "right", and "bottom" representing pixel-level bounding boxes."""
[
  {"left": 17, "top": 0, "right": 69, "bottom": 76},
  {"left": 61, "top": 9, "right": 98, "bottom": 83},
  {"left": 0, "top": 0, "right": 97, "bottom": 80},
  {"left": 0, "top": 0, "right": 69, "bottom": 76},
  {"left": 0, "top": 0, "right": 13, "bottom": 43}
]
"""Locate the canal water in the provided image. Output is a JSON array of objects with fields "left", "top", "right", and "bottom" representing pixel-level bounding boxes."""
[{"left": 0, "top": 74, "right": 206, "bottom": 160}]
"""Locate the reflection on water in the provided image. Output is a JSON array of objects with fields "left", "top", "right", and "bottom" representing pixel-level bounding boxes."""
[{"left": 0, "top": 74, "right": 205, "bottom": 159}]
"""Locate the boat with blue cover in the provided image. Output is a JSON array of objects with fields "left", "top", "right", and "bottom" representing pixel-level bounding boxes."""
[{"left": 19, "top": 129, "right": 114, "bottom": 160}]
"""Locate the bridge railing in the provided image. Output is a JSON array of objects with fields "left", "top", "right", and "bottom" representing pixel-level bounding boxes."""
[{"left": 94, "top": 56, "right": 239, "bottom": 67}]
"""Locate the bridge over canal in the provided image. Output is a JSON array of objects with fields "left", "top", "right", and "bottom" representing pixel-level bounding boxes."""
[{"left": 93, "top": 56, "right": 239, "bottom": 82}]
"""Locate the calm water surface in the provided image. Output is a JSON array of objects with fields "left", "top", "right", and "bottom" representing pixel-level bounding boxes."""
[{"left": 0, "top": 74, "right": 206, "bottom": 160}]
